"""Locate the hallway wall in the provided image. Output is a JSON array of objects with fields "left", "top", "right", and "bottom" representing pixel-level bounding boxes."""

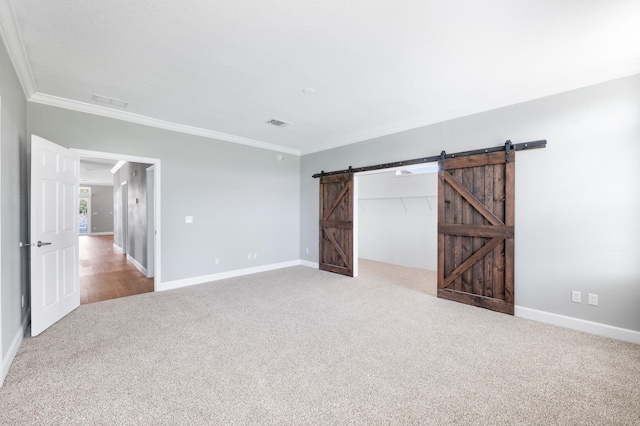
[{"left": 85, "top": 185, "right": 114, "bottom": 234}]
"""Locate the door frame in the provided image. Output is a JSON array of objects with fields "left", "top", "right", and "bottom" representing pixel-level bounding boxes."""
[
  {"left": 350, "top": 162, "right": 440, "bottom": 277},
  {"left": 145, "top": 165, "right": 155, "bottom": 279},
  {"left": 71, "top": 149, "right": 162, "bottom": 289},
  {"left": 120, "top": 181, "right": 128, "bottom": 255}
]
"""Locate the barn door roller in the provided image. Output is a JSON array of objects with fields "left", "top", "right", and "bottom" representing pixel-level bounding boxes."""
[{"left": 311, "top": 139, "right": 546, "bottom": 178}]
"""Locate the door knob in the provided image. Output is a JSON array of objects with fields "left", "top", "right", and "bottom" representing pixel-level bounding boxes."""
[{"left": 20, "top": 241, "right": 52, "bottom": 247}]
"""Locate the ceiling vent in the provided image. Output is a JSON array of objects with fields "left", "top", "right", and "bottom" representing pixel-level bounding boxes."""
[{"left": 265, "top": 118, "right": 290, "bottom": 127}]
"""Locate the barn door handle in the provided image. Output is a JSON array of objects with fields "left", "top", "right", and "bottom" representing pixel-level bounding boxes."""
[{"left": 37, "top": 241, "right": 52, "bottom": 247}]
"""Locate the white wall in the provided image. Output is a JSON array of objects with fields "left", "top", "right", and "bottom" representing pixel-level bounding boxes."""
[
  {"left": 301, "top": 73, "right": 640, "bottom": 334},
  {"left": 358, "top": 171, "right": 437, "bottom": 270}
]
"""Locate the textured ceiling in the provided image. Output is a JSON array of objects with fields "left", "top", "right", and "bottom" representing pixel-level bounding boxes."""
[{"left": 3, "top": 0, "right": 640, "bottom": 154}]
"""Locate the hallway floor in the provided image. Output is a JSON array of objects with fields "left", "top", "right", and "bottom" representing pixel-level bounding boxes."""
[{"left": 80, "top": 235, "right": 154, "bottom": 304}]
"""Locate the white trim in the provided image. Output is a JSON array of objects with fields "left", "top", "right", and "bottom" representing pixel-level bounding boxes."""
[
  {"left": 300, "top": 260, "right": 319, "bottom": 269},
  {"left": 70, "top": 148, "right": 159, "bottom": 165},
  {"left": 145, "top": 165, "right": 155, "bottom": 279},
  {"left": 88, "top": 232, "right": 114, "bottom": 236},
  {"left": 515, "top": 306, "right": 640, "bottom": 345},
  {"left": 31, "top": 93, "right": 301, "bottom": 155},
  {"left": 110, "top": 160, "right": 126, "bottom": 174},
  {"left": 112, "top": 243, "right": 123, "bottom": 254},
  {"left": 126, "top": 254, "right": 148, "bottom": 277},
  {"left": 1, "top": 309, "right": 29, "bottom": 386},
  {"left": 158, "top": 260, "right": 302, "bottom": 292},
  {"left": 0, "top": 1, "right": 36, "bottom": 97}
]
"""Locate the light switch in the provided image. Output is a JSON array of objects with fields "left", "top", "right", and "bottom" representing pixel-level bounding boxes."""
[{"left": 185, "top": 216, "right": 193, "bottom": 224}]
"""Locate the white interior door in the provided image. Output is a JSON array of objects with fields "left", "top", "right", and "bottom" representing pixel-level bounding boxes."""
[{"left": 30, "top": 135, "right": 80, "bottom": 336}]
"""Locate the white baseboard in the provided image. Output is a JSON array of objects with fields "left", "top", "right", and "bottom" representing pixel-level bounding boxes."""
[
  {"left": 113, "top": 243, "right": 123, "bottom": 254},
  {"left": 126, "top": 254, "right": 148, "bottom": 276},
  {"left": 1, "top": 309, "right": 29, "bottom": 386},
  {"left": 89, "top": 231, "right": 114, "bottom": 236},
  {"left": 300, "top": 260, "right": 319, "bottom": 269},
  {"left": 515, "top": 306, "right": 640, "bottom": 345},
  {"left": 158, "top": 260, "right": 304, "bottom": 292}
]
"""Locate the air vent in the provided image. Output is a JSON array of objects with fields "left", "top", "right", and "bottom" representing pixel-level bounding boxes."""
[{"left": 265, "top": 118, "right": 290, "bottom": 127}]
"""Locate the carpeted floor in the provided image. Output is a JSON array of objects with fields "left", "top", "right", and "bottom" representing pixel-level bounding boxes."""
[{"left": 1, "top": 262, "right": 639, "bottom": 425}]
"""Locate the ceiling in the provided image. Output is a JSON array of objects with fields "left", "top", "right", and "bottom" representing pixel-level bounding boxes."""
[
  {"left": 79, "top": 158, "right": 118, "bottom": 186},
  {"left": 2, "top": 1, "right": 639, "bottom": 155}
]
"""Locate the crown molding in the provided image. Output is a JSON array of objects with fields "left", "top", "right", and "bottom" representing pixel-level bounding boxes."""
[
  {"left": 29, "top": 93, "right": 301, "bottom": 156},
  {"left": 0, "top": 0, "right": 36, "bottom": 97}
]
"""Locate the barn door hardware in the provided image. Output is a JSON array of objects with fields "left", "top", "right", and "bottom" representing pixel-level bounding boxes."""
[{"left": 312, "top": 139, "right": 546, "bottom": 178}]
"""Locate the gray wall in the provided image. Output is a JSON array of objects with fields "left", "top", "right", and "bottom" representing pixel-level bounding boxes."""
[
  {"left": 127, "top": 162, "right": 150, "bottom": 269},
  {"left": 358, "top": 171, "right": 437, "bottom": 270},
  {"left": 27, "top": 103, "right": 301, "bottom": 283},
  {"left": 302, "top": 74, "right": 640, "bottom": 332},
  {"left": 0, "top": 39, "right": 28, "bottom": 364},
  {"left": 86, "top": 185, "right": 114, "bottom": 234},
  {"left": 113, "top": 162, "right": 130, "bottom": 250}
]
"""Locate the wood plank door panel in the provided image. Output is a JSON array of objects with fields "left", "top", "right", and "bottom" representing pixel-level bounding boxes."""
[
  {"left": 438, "top": 150, "right": 515, "bottom": 314},
  {"left": 319, "top": 173, "right": 354, "bottom": 276}
]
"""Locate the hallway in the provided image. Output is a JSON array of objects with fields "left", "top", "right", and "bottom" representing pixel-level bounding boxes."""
[{"left": 80, "top": 235, "right": 154, "bottom": 304}]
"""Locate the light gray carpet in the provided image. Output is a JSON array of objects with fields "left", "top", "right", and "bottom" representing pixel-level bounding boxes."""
[{"left": 1, "top": 263, "right": 639, "bottom": 425}]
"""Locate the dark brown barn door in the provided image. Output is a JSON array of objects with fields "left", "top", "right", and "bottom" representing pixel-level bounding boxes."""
[
  {"left": 437, "top": 150, "right": 515, "bottom": 314},
  {"left": 319, "top": 173, "right": 354, "bottom": 276}
]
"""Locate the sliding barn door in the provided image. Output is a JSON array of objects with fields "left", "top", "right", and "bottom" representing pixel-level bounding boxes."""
[
  {"left": 319, "top": 173, "right": 354, "bottom": 276},
  {"left": 437, "top": 150, "right": 515, "bottom": 314}
]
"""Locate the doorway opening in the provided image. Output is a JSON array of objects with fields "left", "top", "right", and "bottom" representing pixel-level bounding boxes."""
[
  {"left": 354, "top": 162, "right": 439, "bottom": 296},
  {"left": 78, "top": 187, "right": 91, "bottom": 235},
  {"left": 73, "top": 149, "right": 161, "bottom": 304}
]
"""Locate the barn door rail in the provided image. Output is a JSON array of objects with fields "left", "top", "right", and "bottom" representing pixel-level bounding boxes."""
[{"left": 311, "top": 139, "right": 546, "bottom": 178}]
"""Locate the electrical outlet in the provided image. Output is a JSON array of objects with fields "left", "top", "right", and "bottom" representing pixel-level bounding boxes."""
[
  {"left": 185, "top": 216, "right": 193, "bottom": 224},
  {"left": 306, "top": 248, "right": 309, "bottom": 254},
  {"left": 253, "top": 253, "right": 257, "bottom": 259},
  {"left": 248, "top": 253, "right": 252, "bottom": 260},
  {"left": 571, "top": 291, "right": 581, "bottom": 303},
  {"left": 215, "top": 258, "right": 219, "bottom": 265},
  {"left": 588, "top": 293, "right": 598, "bottom": 306}
]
